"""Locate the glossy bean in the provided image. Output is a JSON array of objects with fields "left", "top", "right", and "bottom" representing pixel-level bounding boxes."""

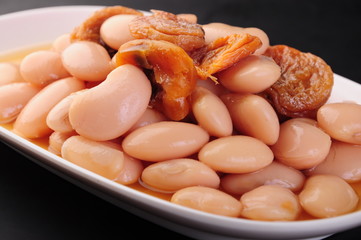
[
  {"left": 20, "top": 50, "right": 70, "bottom": 86},
  {"left": 217, "top": 55, "right": 281, "bottom": 93},
  {"left": 299, "top": 174, "right": 359, "bottom": 218},
  {"left": 69, "top": 64, "right": 152, "bottom": 141},
  {"left": 240, "top": 185, "right": 301, "bottom": 221},
  {"left": 271, "top": 118, "right": 331, "bottom": 170},
  {"left": 171, "top": 186, "right": 242, "bottom": 217},
  {"left": 62, "top": 41, "right": 112, "bottom": 81},
  {"left": 242, "top": 27, "right": 269, "bottom": 55},
  {"left": 317, "top": 102, "right": 361, "bottom": 144},
  {"left": 100, "top": 14, "right": 137, "bottom": 50},
  {"left": 221, "top": 93, "right": 279, "bottom": 145},
  {"left": 13, "top": 77, "right": 85, "bottom": 138},
  {"left": 52, "top": 33, "right": 71, "bottom": 53},
  {"left": 126, "top": 107, "right": 168, "bottom": 134},
  {"left": 114, "top": 154, "right": 144, "bottom": 185},
  {"left": 48, "top": 131, "right": 77, "bottom": 155},
  {"left": 46, "top": 89, "right": 87, "bottom": 133},
  {"left": 191, "top": 86, "right": 233, "bottom": 137},
  {"left": 196, "top": 78, "right": 229, "bottom": 96},
  {"left": 202, "top": 23, "right": 269, "bottom": 55},
  {"left": 221, "top": 161, "right": 305, "bottom": 195},
  {"left": 0, "top": 62, "right": 23, "bottom": 86},
  {"left": 141, "top": 158, "right": 220, "bottom": 192},
  {"left": 61, "top": 135, "right": 124, "bottom": 180},
  {"left": 0, "top": 82, "right": 41, "bottom": 123},
  {"left": 306, "top": 141, "right": 361, "bottom": 183},
  {"left": 198, "top": 135, "right": 273, "bottom": 173},
  {"left": 122, "top": 121, "right": 209, "bottom": 162}
]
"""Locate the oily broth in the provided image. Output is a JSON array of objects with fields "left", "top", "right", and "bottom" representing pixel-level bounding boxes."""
[{"left": 1, "top": 45, "right": 361, "bottom": 221}]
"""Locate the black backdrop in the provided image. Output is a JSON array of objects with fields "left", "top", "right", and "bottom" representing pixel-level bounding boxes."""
[{"left": 1, "top": 0, "right": 360, "bottom": 239}]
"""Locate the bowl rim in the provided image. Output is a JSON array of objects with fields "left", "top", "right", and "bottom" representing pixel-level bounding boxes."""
[{"left": 1, "top": 5, "right": 361, "bottom": 239}]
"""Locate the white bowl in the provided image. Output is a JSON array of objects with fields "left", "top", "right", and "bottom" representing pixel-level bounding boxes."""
[{"left": 1, "top": 6, "right": 361, "bottom": 240}]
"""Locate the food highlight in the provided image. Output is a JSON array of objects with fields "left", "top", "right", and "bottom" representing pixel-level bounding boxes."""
[{"left": 1, "top": 5, "right": 361, "bottom": 221}]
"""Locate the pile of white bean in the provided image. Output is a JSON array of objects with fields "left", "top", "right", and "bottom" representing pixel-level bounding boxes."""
[{"left": 1, "top": 9, "right": 361, "bottom": 221}]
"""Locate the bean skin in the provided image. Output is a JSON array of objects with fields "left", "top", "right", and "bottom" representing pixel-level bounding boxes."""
[
  {"left": 271, "top": 118, "right": 331, "bottom": 170},
  {"left": 114, "top": 154, "right": 144, "bottom": 185},
  {"left": 20, "top": 50, "right": 70, "bottom": 87},
  {"left": 61, "top": 41, "right": 112, "bottom": 82},
  {"left": 52, "top": 34, "right": 71, "bottom": 53},
  {"left": 0, "top": 62, "right": 24, "bottom": 86},
  {"left": 69, "top": 64, "right": 152, "bottom": 141},
  {"left": 198, "top": 135, "right": 274, "bottom": 173},
  {"left": 141, "top": 158, "right": 220, "bottom": 192},
  {"left": 217, "top": 55, "right": 281, "bottom": 94},
  {"left": 191, "top": 86, "right": 233, "bottom": 137},
  {"left": 46, "top": 90, "right": 87, "bottom": 133},
  {"left": 48, "top": 131, "right": 77, "bottom": 155},
  {"left": 122, "top": 121, "right": 209, "bottom": 162},
  {"left": 0, "top": 82, "right": 41, "bottom": 124},
  {"left": 306, "top": 141, "right": 361, "bottom": 183},
  {"left": 221, "top": 161, "right": 305, "bottom": 195},
  {"left": 299, "top": 175, "right": 359, "bottom": 218},
  {"left": 317, "top": 102, "right": 361, "bottom": 144},
  {"left": 61, "top": 135, "right": 124, "bottom": 180},
  {"left": 221, "top": 93, "right": 280, "bottom": 145},
  {"left": 240, "top": 185, "right": 301, "bottom": 221},
  {"left": 100, "top": 14, "right": 137, "bottom": 50},
  {"left": 171, "top": 186, "right": 242, "bottom": 217},
  {"left": 13, "top": 77, "right": 85, "bottom": 138}
]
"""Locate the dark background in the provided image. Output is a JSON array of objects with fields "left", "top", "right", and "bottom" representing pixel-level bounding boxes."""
[{"left": 1, "top": 0, "right": 360, "bottom": 239}]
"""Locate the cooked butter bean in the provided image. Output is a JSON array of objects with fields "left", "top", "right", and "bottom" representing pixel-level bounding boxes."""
[
  {"left": 46, "top": 89, "right": 87, "bottom": 133},
  {"left": 191, "top": 86, "right": 233, "bottom": 137},
  {"left": 13, "top": 77, "right": 85, "bottom": 138},
  {"left": 299, "top": 175, "right": 359, "bottom": 218},
  {"left": 317, "top": 102, "right": 361, "bottom": 144},
  {"left": 62, "top": 41, "right": 112, "bottom": 81},
  {"left": 69, "top": 64, "right": 151, "bottom": 141},
  {"left": 52, "top": 33, "right": 71, "bottom": 53},
  {"left": 196, "top": 78, "right": 229, "bottom": 96},
  {"left": 217, "top": 55, "right": 281, "bottom": 93},
  {"left": 198, "top": 135, "right": 273, "bottom": 173},
  {"left": 242, "top": 27, "right": 269, "bottom": 55},
  {"left": 48, "top": 131, "right": 77, "bottom": 155},
  {"left": 221, "top": 93, "right": 279, "bottom": 145},
  {"left": 20, "top": 50, "right": 70, "bottom": 86},
  {"left": 141, "top": 158, "right": 220, "bottom": 192},
  {"left": 100, "top": 14, "right": 137, "bottom": 50},
  {"left": 202, "top": 22, "right": 240, "bottom": 44},
  {"left": 122, "top": 121, "right": 209, "bottom": 162},
  {"left": 61, "top": 135, "right": 124, "bottom": 180},
  {"left": 240, "top": 185, "right": 301, "bottom": 221},
  {"left": 306, "top": 141, "right": 361, "bottom": 183},
  {"left": 0, "top": 82, "right": 41, "bottom": 123},
  {"left": 171, "top": 186, "right": 242, "bottom": 217},
  {"left": 221, "top": 161, "right": 305, "bottom": 195},
  {"left": 202, "top": 23, "right": 269, "bottom": 55},
  {"left": 126, "top": 107, "right": 168, "bottom": 134},
  {"left": 114, "top": 154, "right": 144, "bottom": 185},
  {"left": 0, "top": 62, "right": 24, "bottom": 86},
  {"left": 271, "top": 118, "right": 331, "bottom": 170}
]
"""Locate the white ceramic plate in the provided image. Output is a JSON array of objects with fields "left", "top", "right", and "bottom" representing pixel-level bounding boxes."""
[{"left": 1, "top": 6, "right": 361, "bottom": 240}]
